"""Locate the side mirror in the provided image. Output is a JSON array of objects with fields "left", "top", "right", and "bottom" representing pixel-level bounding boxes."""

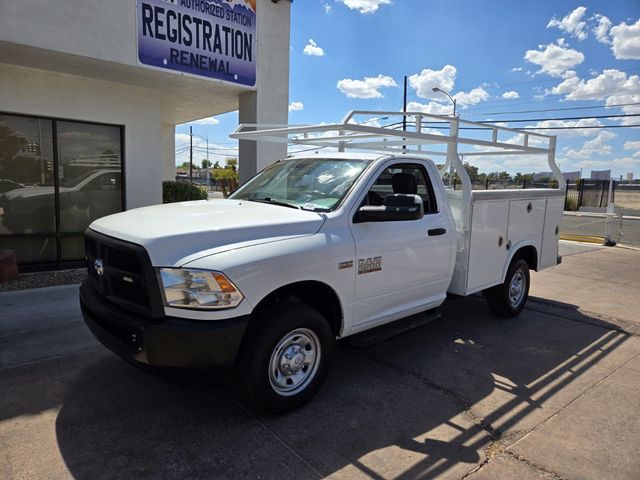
[{"left": 356, "top": 194, "right": 424, "bottom": 222}]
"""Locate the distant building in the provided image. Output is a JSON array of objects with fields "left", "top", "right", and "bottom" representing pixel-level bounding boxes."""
[
  {"left": 590, "top": 170, "right": 611, "bottom": 180},
  {"left": 627, "top": 172, "right": 634, "bottom": 182},
  {"left": 532, "top": 172, "right": 553, "bottom": 181},
  {"left": 562, "top": 171, "right": 581, "bottom": 181}
]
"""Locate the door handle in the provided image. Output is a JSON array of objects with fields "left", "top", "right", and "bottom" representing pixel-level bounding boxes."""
[{"left": 428, "top": 228, "right": 447, "bottom": 236}]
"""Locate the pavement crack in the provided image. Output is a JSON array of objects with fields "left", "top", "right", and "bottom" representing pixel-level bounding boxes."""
[
  {"left": 509, "top": 348, "right": 640, "bottom": 449},
  {"left": 502, "top": 451, "right": 569, "bottom": 480},
  {"left": 356, "top": 350, "right": 499, "bottom": 441}
]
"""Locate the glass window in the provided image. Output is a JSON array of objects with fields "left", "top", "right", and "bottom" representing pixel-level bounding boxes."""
[
  {"left": 230, "top": 158, "right": 370, "bottom": 211},
  {"left": 0, "top": 114, "right": 57, "bottom": 263},
  {"left": 57, "top": 121, "right": 123, "bottom": 260},
  {"left": 0, "top": 114, "right": 123, "bottom": 266},
  {"left": 367, "top": 163, "right": 438, "bottom": 214}
]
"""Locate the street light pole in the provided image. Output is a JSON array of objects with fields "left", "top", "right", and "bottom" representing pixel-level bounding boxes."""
[
  {"left": 189, "top": 125, "right": 193, "bottom": 183},
  {"left": 432, "top": 87, "right": 457, "bottom": 117}
]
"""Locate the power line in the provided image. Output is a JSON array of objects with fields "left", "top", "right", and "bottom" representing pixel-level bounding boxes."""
[
  {"left": 469, "top": 101, "right": 640, "bottom": 117},
  {"left": 479, "top": 112, "right": 640, "bottom": 124}
]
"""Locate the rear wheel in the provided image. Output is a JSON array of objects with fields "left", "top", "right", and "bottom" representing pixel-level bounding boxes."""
[
  {"left": 239, "top": 303, "right": 335, "bottom": 413},
  {"left": 485, "top": 258, "right": 530, "bottom": 318}
]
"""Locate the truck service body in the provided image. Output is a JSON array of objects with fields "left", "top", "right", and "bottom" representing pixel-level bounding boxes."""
[{"left": 80, "top": 111, "right": 564, "bottom": 412}]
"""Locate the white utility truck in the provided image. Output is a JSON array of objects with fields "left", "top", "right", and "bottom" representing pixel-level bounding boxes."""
[{"left": 80, "top": 111, "right": 564, "bottom": 412}]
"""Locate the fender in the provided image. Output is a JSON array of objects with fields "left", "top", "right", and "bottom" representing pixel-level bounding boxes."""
[{"left": 500, "top": 240, "right": 540, "bottom": 283}]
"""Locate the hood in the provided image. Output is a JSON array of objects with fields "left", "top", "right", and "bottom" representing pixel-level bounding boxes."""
[{"left": 89, "top": 199, "right": 326, "bottom": 266}]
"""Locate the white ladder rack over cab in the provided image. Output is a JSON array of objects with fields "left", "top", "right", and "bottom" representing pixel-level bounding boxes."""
[{"left": 230, "top": 109, "right": 563, "bottom": 223}]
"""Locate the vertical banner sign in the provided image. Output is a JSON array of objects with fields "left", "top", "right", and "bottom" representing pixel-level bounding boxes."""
[{"left": 137, "top": 0, "right": 257, "bottom": 87}]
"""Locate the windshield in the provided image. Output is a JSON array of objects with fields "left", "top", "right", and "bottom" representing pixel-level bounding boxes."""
[{"left": 229, "top": 157, "right": 370, "bottom": 211}]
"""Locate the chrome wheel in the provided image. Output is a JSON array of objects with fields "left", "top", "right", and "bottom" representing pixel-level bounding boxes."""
[
  {"left": 268, "top": 328, "right": 321, "bottom": 397},
  {"left": 509, "top": 270, "right": 526, "bottom": 308}
]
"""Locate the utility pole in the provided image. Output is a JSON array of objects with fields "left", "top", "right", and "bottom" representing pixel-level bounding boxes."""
[
  {"left": 189, "top": 125, "right": 193, "bottom": 183},
  {"left": 402, "top": 75, "right": 407, "bottom": 132}
]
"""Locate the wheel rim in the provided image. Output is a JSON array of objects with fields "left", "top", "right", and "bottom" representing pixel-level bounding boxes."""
[
  {"left": 509, "top": 269, "right": 526, "bottom": 308},
  {"left": 268, "top": 328, "right": 321, "bottom": 397}
]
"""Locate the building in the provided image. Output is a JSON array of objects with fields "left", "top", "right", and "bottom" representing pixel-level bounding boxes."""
[
  {"left": 590, "top": 170, "right": 611, "bottom": 180},
  {"left": 0, "top": 0, "right": 291, "bottom": 269},
  {"left": 627, "top": 172, "right": 634, "bottom": 182}
]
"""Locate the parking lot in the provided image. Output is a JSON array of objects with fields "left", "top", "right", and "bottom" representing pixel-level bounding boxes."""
[{"left": 1, "top": 242, "right": 639, "bottom": 479}]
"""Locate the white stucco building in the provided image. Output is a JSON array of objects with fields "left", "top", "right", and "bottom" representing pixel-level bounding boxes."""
[{"left": 0, "top": 0, "right": 290, "bottom": 268}]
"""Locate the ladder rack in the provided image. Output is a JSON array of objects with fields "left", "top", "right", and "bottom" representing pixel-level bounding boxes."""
[{"left": 230, "top": 110, "right": 563, "bottom": 191}]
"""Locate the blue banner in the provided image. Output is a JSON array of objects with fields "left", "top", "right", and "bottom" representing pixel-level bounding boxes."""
[{"left": 137, "top": 0, "right": 256, "bottom": 87}]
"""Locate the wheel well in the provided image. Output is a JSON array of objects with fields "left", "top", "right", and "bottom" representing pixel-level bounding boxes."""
[
  {"left": 514, "top": 245, "right": 538, "bottom": 271},
  {"left": 250, "top": 281, "right": 343, "bottom": 336}
]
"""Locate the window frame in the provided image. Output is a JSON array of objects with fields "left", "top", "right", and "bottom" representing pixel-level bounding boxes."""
[
  {"left": 0, "top": 111, "right": 125, "bottom": 270},
  {"left": 354, "top": 161, "right": 439, "bottom": 222}
]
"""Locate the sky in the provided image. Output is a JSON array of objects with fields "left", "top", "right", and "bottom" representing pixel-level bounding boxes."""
[{"left": 176, "top": 0, "right": 640, "bottom": 179}]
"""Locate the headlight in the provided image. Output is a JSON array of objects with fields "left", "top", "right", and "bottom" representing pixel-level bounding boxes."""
[{"left": 158, "top": 268, "right": 243, "bottom": 310}]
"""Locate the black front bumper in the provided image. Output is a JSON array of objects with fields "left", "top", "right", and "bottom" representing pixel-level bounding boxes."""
[{"left": 80, "top": 280, "right": 250, "bottom": 378}]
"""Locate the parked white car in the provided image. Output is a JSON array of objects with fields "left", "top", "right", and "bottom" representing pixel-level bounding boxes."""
[{"left": 80, "top": 112, "right": 564, "bottom": 412}]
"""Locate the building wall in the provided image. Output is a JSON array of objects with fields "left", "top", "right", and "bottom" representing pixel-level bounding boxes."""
[
  {"left": 1, "top": 0, "right": 138, "bottom": 67},
  {"left": 0, "top": 63, "right": 165, "bottom": 208}
]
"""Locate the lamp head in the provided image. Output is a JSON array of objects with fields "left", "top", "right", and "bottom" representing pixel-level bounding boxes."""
[{"left": 432, "top": 87, "right": 441, "bottom": 93}]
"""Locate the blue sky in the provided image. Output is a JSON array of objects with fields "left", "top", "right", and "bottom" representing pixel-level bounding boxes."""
[{"left": 177, "top": 0, "right": 640, "bottom": 179}]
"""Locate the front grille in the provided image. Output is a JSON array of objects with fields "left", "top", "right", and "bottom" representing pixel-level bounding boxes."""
[
  {"left": 109, "top": 277, "right": 149, "bottom": 305},
  {"left": 85, "top": 230, "right": 162, "bottom": 319}
]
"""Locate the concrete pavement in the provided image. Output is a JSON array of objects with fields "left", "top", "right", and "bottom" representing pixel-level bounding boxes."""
[{"left": 1, "top": 243, "right": 639, "bottom": 479}]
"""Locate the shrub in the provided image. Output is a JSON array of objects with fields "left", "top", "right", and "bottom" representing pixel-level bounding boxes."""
[{"left": 162, "top": 181, "right": 208, "bottom": 203}]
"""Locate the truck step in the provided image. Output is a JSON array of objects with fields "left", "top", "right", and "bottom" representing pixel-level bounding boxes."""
[{"left": 343, "top": 309, "right": 442, "bottom": 348}]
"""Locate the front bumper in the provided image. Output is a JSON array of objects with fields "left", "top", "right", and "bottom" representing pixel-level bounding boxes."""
[{"left": 80, "top": 280, "right": 250, "bottom": 378}]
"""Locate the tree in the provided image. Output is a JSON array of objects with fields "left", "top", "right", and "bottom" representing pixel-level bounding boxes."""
[
  {"left": 213, "top": 160, "right": 221, "bottom": 169},
  {"left": 201, "top": 159, "right": 211, "bottom": 169},
  {"left": 225, "top": 158, "right": 238, "bottom": 171}
]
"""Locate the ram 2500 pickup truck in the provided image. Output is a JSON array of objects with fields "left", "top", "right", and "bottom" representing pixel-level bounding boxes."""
[{"left": 80, "top": 112, "right": 564, "bottom": 412}]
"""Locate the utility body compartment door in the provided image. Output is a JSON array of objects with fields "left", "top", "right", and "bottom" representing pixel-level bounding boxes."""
[
  {"left": 540, "top": 196, "right": 564, "bottom": 269},
  {"left": 466, "top": 200, "right": 510, "bottom": 292}
]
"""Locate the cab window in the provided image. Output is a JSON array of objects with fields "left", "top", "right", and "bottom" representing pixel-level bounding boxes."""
[{"left": 365, "top": 163, "right": 438, "bottom": 214}]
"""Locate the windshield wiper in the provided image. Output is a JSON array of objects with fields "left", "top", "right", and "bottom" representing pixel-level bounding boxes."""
[{"left": 248, "top": 197, "right": 301, "bottom": 209}]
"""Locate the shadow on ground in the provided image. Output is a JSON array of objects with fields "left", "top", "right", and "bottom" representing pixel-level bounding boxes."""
[{"left": 3, "top": 296, "right": 629, "bottom": 479}]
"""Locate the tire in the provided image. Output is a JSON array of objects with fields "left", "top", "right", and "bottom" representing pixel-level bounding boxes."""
[
  {"left": 485, "top": 258, "right": 530, "bottom": 318},
  {"left": 238, "top": 303, "right": 335, "bottom": 413}
]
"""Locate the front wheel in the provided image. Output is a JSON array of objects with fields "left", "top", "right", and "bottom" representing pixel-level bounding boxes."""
[
  {"left": 238, "top": 303, "right": 335, "bottom": 413},
  {"left": 485, "top": 258, "right": 530, "bottom": 318}
]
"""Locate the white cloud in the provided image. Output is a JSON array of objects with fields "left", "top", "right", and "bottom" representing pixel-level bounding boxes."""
[
  {"left": 571, "top": 157, "right": 640, "bottom": 169},
  {"left": 336, "top": 74, "right": 397, "bottom": 98},
  {"left": 406, "top": 101, "right": 455, "bottom": 116},
  {"left": 526, "top": 118, "right": 604, "bottom": 138},
  {"left": 502, "top": 90, "right": 520, "bottom": 99},
  {"left": 624, "top": 141, "right": 640, "bottom": 151},
  {"left": 454, "top": 87, "right": 489, "bottom": 107},
  {"left": 338, "top": 0, "right": 391, "bottom": 14},
  {"left": 190, "top": 117, "right": 220, "bottom": 126},
  {"left": 550, "top": 69, "right": 640, "bottom": 102},
  {"left": 610, "top": 20, "right": 640, "bottom": 60},
  {"left": 565, "top": 131, "right": 616, "bottom": 159},
  {"left": 592, "top": 14, "right": 612, "bottom": 44},
  {"left": 524, "top": 42, "right": 585, "bottom": 77},
  {"left": 303, "top": 39, "right": 325, "bottom": 56},
  {"left": 511, "top": 67, "right": 523, "bottom": 72},
  {"left": 547, "top": 7, "right": 588, "bottom": 40},
  {"left": 323, "top": 2, "right": 332, "bottom": 13},
  {"left": 288, "top": 101, "right": 304, "bottom": 112},
  {"left": 409, "top": 65, "right": 457, "bottom": 99}
]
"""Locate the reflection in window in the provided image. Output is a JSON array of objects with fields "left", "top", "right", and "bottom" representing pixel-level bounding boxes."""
[{"left": 0, "top": 115, "right": 123, "bottom": 265}]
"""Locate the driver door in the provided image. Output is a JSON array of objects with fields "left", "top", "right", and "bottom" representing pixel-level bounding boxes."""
[{"left": 349, "top": 161, "right": 454, "bottom": 331}]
